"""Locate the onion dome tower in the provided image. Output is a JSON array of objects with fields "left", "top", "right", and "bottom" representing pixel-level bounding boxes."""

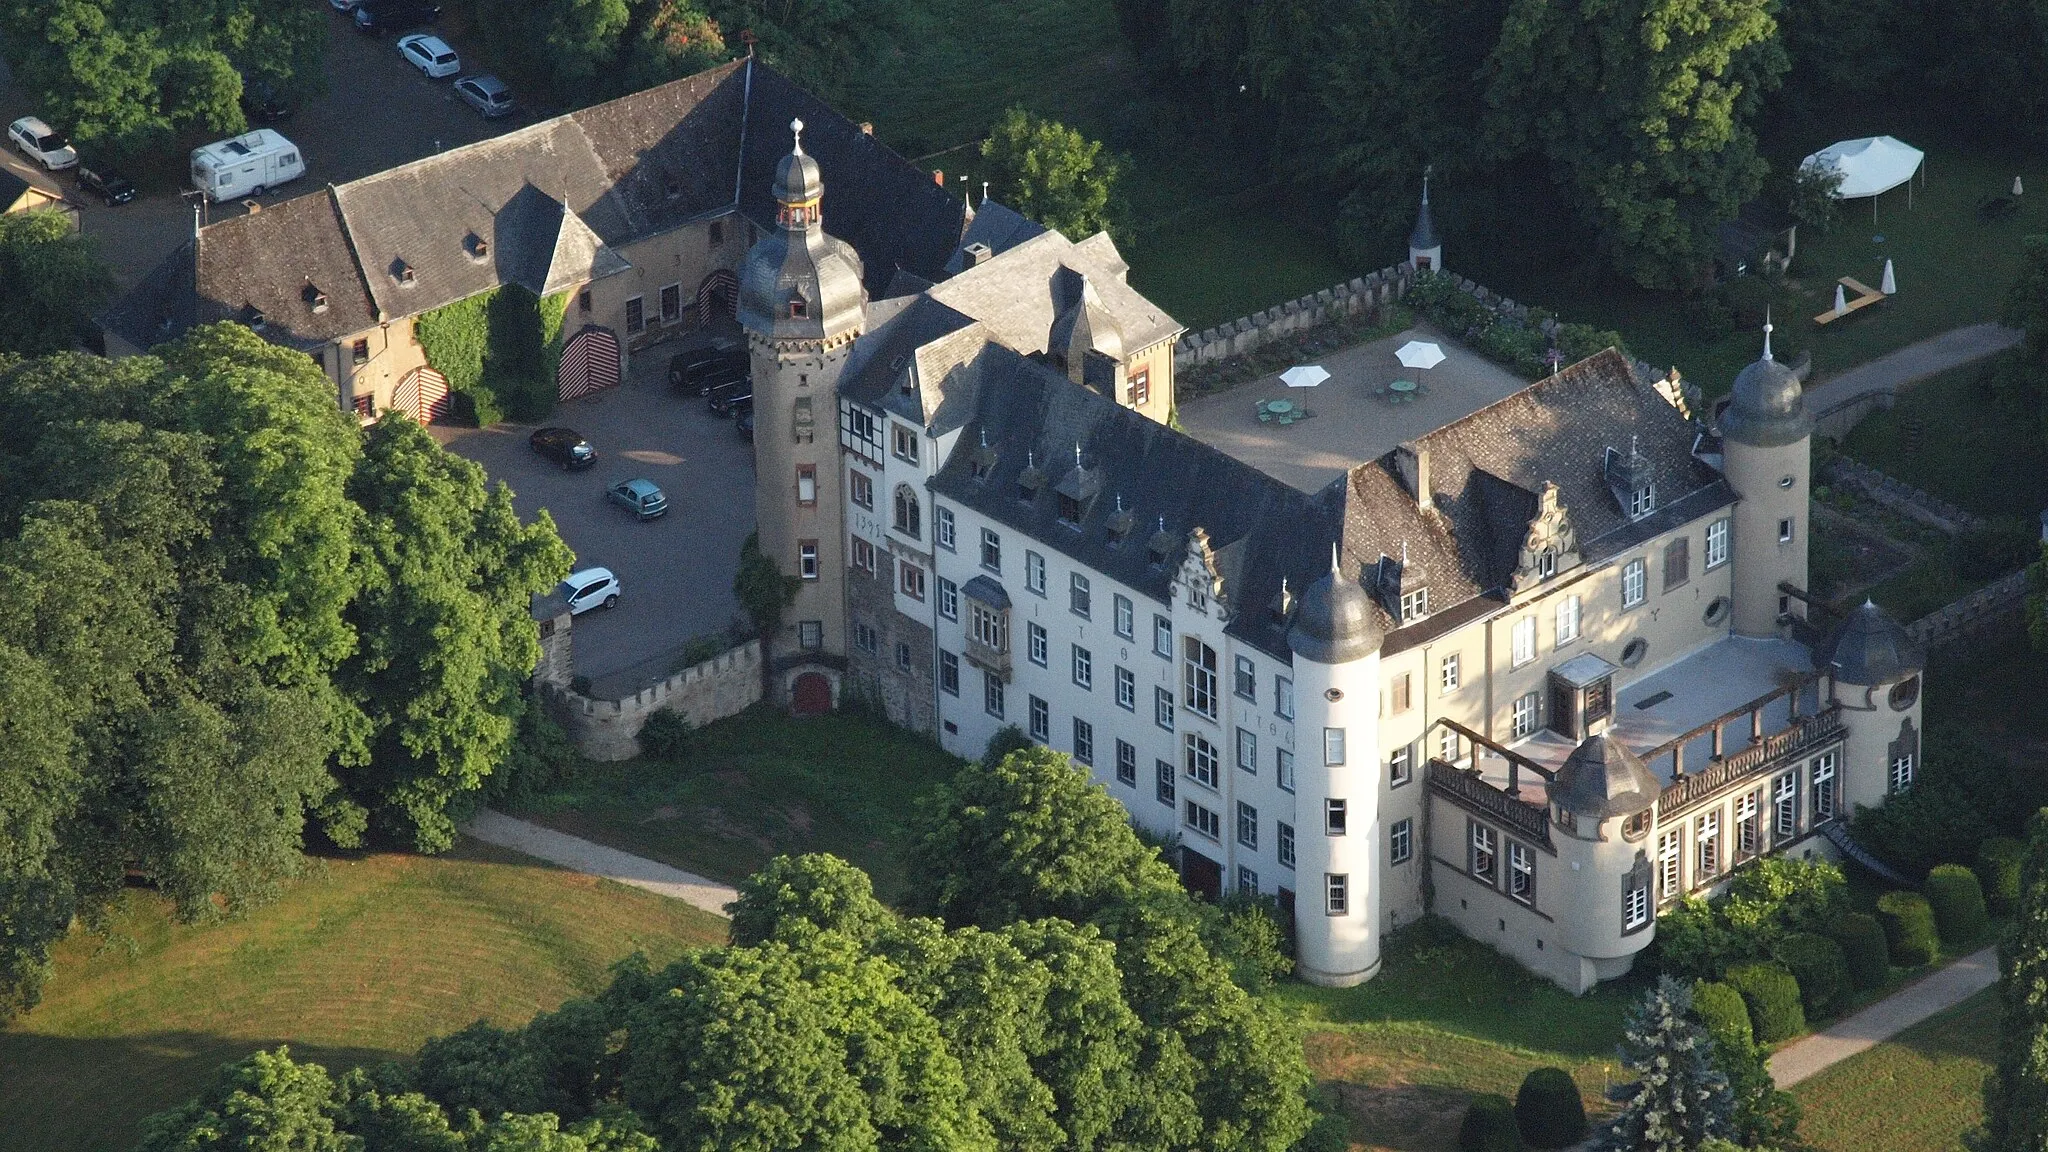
[{"left": 1287, "top": 548, "right": 1386, "bottom": 987}]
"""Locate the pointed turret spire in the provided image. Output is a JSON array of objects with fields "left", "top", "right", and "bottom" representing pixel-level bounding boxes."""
[
  {"left": 1408, "top": 164, "right": 1442, "bottom": 271},
  {"left": 790, "top": 118, "right": 804, "bottom": 155},
  {"left": 1762, "top": 307, "right": 1774, "bottom": 362}
]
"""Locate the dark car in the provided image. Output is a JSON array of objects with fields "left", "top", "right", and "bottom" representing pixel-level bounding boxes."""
[
  {"left": 706, "top": 377, "right": 752, "bottom": 416},
  {"left": 353, "top": 0, "right": 440, "bottom": 34},
  {"left": 668, "top": 338, "right": 747, "bottom": 393},
  {"left": 74, "top": 164, "right": 135, "bottom": 206},
  {"left": 240, "top": 77, "right": 293, "bottom": 123},
  {"left": 529, "top": 427, "right": 596, "bottom": 470}
]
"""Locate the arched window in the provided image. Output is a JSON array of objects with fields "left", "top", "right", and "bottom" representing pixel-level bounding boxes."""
[{"left": 893, "top": 485, "right": 921, "bottom": 540}]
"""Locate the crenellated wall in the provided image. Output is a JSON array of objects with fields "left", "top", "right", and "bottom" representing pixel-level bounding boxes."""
[
  {"left": 1907, "top": 568, "right": 2031, "bottom": 652},
  {"left": 1172, "top": 264, "right": 1418, "bottom": 371},
  {"left": 541, "top": 640, "right": 764, "bottom": 761}
]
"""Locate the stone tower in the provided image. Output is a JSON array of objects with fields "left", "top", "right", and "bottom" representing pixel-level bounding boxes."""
[
  {"left": 1408, "top": 170, "right": 1442, "bottom": 272},
  {"left": 1718, "top": 321, "right": 1812, "bottom": 636},
  {"left": 1820, "top": 600, "right": 1925, "bottom": 814},
  {"left": 1548, "top": 733, "right": 1662, "bottom": 989},
  {"left": 1287, "top": 550, "right": 1386, "bottom": 987},
  {"left": 738, "top": 120, "right": 866, "bottom": 700}
]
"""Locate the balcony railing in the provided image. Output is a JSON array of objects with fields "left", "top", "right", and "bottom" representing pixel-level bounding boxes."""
[
  {"left": 1657, "top": 704, "right": 1843, "bottom": 815},
  {"left": 1428, "top": 759, "right": 1552, "bottom": 850},
  {"left": 964, "top": 636, "right": 1011, "bottom": 680}
]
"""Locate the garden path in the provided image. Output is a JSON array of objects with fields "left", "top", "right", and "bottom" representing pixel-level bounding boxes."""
[
  {"left": 1768, "top": 944, "right": 1999, "bottom": 1088},
  {"left": 465, "top": 808, "right": 738, "bottom": 918},
  {"left": 1803, "top": 322, "right": 2022, "bottom": 416}
]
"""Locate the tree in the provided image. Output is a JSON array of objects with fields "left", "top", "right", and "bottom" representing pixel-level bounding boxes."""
[
  {"left": 1485, "top": 0, "right": 1788, "bottom": 287},
  {"left": 136, "top": 1047, "right": 355, "bottom": 1152},
  {"left": 729, "top": 852, "right": 891, "bottom": 946},
  {"left": 980, "top": 108, "right": 1123, "bottom": 241},
  {"left": 338, "top": 414, "right": 572, "bottom": 851},
  {"left": 733, "top": 530, "right": 798, "bottom": 639},
  {"left": 1978, "top": 808, "right": 2048, "bottom": 1151},
  {"left": 1602, "top": 977, "right": 1732, "bottom": 1151},
  {"left": 0, "top": 211, "right": 115, "bottom": 356}
]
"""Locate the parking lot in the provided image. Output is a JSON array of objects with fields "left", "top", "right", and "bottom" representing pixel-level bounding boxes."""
[
  {"left": 436, "top": 329, "right": 758, "bottom": 699},
  {"left": 0, "top": 5, "right": 537, "bottom": 287}
]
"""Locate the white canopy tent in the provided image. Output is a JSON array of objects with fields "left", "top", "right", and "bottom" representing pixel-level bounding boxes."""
[{"left": 1800, "top": 136, "right": 1925, "bottom": 219}]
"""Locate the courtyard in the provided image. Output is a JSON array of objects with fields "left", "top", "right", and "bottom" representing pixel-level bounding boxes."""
[
  {"left": 436, "top": 329, "right": 755, "bottom": 699},
  {"left": 1178, "top": 325, "right": 1531, "bottom": 493}
]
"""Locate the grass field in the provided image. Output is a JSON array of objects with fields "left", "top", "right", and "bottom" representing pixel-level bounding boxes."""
[
  {"left": 1792, "top": 986, "right": 1999, "bottom": 1152},
  {"left": 509, "top": 707, "right": 966, "bottom": 904},
  {"left": 0, "top": 841, "right": 726, "bottom": 1152},
  {"left": 1273, "top": 918, "right": 1634, "bottom": 1150},
  {"left": 1841, "top": 353, "right": 2048, "bottom": 520}
]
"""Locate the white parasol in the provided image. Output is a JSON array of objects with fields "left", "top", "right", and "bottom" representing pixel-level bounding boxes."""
[
  {"left": 1395, "top": 340, "right": 1447, "bottom": 370},
  {"left": 1281, "top": 365, "right": 1331, "bottom": 389}
]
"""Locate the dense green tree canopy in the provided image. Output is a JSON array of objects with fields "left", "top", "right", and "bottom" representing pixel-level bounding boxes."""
[
  {"left": 1979, "top": 807, "right": 2048, "bottom": 1151},
  {"left": 980, "top": 108, "right": 1124, "bottom": 242},
  {"left": 0, "top": 211, "right": 117, "bottom": 357},
  {"left": 0, "top": 324, "right": 568, "bottom": 1018}
]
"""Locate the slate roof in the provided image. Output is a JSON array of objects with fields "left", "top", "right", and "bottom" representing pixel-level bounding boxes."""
[
  {"left": 104, "top": 59, "right": 970, "bottom": 351},
  {"left": 942, "top": 199, "right": 1047, "bottom": 275},
  {"left": 925, "top": 230, "right": 1181, "bottom": 358},
  {"left": 0, "top": 169, "right": 27, "bottom": 210},
  {"left": 927, "top": 341, "right": 1337, "bottom": 661}
]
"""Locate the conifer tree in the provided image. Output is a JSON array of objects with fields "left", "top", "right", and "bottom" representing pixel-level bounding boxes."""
[
  {"left": 1977, "top": 809, "right": 2048, "bottom": 1151},
  {"left": 1603, "top": 977, "right": 1732, "bottom": 1151}
]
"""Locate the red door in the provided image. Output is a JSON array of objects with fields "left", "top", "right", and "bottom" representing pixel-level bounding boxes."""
[{"left": 791, "top": 672, "right": 831, "bottom": 717}]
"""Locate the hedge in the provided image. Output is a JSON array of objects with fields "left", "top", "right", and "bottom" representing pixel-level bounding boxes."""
[
  {"left": 1458, "top": 1093, "right": 1523, "bottom": 1152},
  {"left": 1725, "top": 962, "right": 1806, "bottom": 1044},
  {"left": 1924, "top": 864, "right": 1991, "bottom": 947},
  {"left": 1833, "top": 912, "right": 1889, "bottom": 989},
  {"left": 1876, "top": 890, "right": 1940, "bottom": 967},
  {"left": 1691, "top": 979, "right": 1755, "bottom": 1053},
  {"left": 1978, "top": 836, "right": 2025, "bottom": 917},
  {"left": 414, "top": 285, "right": 569, "bottom": 425},
  {"left": 1774, "top": 932, "right": 1850, "bottom": 1016},
  {"left": 1513, "top": 1067, "right": 1586, "bottom": 1149}
]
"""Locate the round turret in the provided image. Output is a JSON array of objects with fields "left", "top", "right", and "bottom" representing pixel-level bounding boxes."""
[
  {"left": 1720, "top": 352, "right": 1812, "bottom": 447},
  {"left": 738, "top": 119, "right": 865, "bottom": 342},
  {"left": 1287, "top": 561, "right": 1384, "bottom": 664},
  {"left": 1818, "top": 600, "right": 1925, "bottom": 686},
  {"left": 774, "top": 147, "right": 823, "bottom": 205},
  {"left": 1552, "top": 734, "right": 1661, "bottom": 820}
]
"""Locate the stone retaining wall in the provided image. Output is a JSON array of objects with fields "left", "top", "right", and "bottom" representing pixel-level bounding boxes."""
[
  {"left": 1907, "top": 569, "right": 2031, "bottom": 652},
  {"left": 1820, "top": 457, "right": 1985, "bottom": 535},
  {"left": 1172, "top": 264, "right": 1417, "bottom": 372},
  {"left": 543, "top": 639, "right": 763, "bottom": 761}
]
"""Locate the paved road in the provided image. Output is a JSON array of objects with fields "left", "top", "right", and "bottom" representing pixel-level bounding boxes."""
[
  {"left": 1769, "top": 944, "right": 1999, "bottom": 1088},
  {"left": 465, "top": 808, "right": 738, "bottom": 918},
  {"left": 434, "top": 328, "right": 757, "bottom": 697},
  {"left": 1805, "top": 323, "right": 2023, "bottom": 416}
]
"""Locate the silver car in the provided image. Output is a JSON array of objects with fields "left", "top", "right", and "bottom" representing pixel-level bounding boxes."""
[{"left": 454, "top": 75, "right": 516, "bottom": 119}]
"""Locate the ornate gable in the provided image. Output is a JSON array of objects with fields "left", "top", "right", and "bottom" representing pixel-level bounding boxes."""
[
  {"left": 1510, "top": 481, "right": 1581, "bottom": 593},
  {"left": 1179, "top": 526, "right": 1225, "bottom": 617}
]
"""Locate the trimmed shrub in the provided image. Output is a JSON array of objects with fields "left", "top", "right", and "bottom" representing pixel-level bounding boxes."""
[
  {"left": 1691, "top": 979, "right": 1755, "bottom": 1053},
  {"left": 1773, "top": 932, "right": 1850, "bottom": 1016},
  {"left": 1724, "top": 962, "right": 1806, "bottom": 1044},
  {"left": 1833, "top": 912, "right": 1889, "bottom": 989},
  {"left": 637, "top": 709, "right": 693, "bottom": 762},
  {"left": 1513, "top": 1067, "right": 1586, "bottom": 1149},
  {"left": 1924, "top": 864, "right": 1991, "bottom": 947},
  {"left": 1458, "top": 1093, "right": 1523, "bottom": 1152},
  {"left": 1977, "top": 837, "right": 2025, "bottom": 917},
  {"left": 1876, "top": 890, "right": 1940, "bottom": 967}
]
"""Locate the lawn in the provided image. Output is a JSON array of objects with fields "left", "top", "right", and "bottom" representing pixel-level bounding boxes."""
[
  {"left": 509, "top": 706, "right": 966, "bottom": 903},
  {"left": 1274, "top": 918, "right": 1635, "bottom": 1151},
  {"left": 1792, "top": 986, "right": 1999, "bottom": 1152},
  {"left": 0, "top": 841, "right": 726, "bottom": 1152},
  {"left": 1840, "top": 353, "right": 2048, "bottom": 521}
]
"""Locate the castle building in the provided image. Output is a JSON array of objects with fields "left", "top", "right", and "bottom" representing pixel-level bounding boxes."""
[{"left": 742, "top": 126, "right": 1927, "bottom": 993}]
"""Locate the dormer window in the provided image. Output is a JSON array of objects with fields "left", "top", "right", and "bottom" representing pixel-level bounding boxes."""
[
  {"left": 1399, "top": 587, "right": 1429, "bottom": 623},
  {"left": 971, "top": 456, "right": 993, "bottom": 480},
  {"left": 1057, "top": 493, "right": 1083, "bottom": 526},
  {"left": 302, "top": 282, "right": 328, "bottom": 313},
  {"left": 789, "top": 298, "right": 808, "bottom": 319},
  {"left": 465, "top": 233, "right": 489, "bottom": 261},
  {"left": 1629, "top": 485, "right": 1655, "bottom": 519},
  {"left": 396, "top": 260, "right": 416, "bottom": 286}
]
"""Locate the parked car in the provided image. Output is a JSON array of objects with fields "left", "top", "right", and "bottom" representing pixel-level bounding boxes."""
[
  {"left": 606, "top": 478, "right": 669, "bottom": 520},
  {"left": 529, "top": 427, "right": 596, "bottom": 470},
  {"left": 8, "top": 117, "right": 77, "bottom": 171},
  {"left": 240, "top": 77, "right": 294, "bottom": 123},
  {"left": 454, "top": 75, "right": 516, "bottom": 118},
  {"left": 354, "top": 0, "right": 440, "bottom": 34},
  {"left": 189, "top": 130, "right": 304, "bottom": 202},
  {"left": 559, "top": 567, "right": 620, "bottom": 615},
  {"left": 74, "top": 164, "right": 135, "bottom": 206},
  {"left": 667, "top": 337, "right": 746, "bottom": 393},
  {"left": 706, "top": 376, "right": 752, "bottom": 416},
  {"left": 397, "top": 33, "right": 460, "bottom": 79}
]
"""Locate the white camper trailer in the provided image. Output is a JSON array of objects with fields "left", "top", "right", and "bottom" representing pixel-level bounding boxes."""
[{"left": 189, "top": 130, "right": 305, "bottom": 202}]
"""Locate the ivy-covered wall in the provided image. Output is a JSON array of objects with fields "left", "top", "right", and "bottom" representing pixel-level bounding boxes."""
[{"left": 415, "top": 285, "right": 572, "bottom": 425}]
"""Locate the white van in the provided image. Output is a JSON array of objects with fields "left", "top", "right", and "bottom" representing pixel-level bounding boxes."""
[{"left": 190, "top": 130, "right": 305, "bottom": 202}]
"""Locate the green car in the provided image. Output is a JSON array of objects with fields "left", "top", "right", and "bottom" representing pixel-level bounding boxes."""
[{"left": 606, "top": 478, "right": 668, "bottom": 520}]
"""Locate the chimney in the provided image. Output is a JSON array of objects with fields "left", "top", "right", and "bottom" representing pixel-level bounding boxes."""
[
  {"left": 933, "top": 169, "right": 944, "bottom": 187},
  {"left": 858, "top": 121, "right": 874, "bottom": 136},
  {"left": 242, "top": 200, "right": 262, "bottom": 214},
  {"left": 1395, "top": 441, "right": 1432, "bottom": 511},
  {"left": 963, "top": 242, "right": 992, "bottom": 268}
]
